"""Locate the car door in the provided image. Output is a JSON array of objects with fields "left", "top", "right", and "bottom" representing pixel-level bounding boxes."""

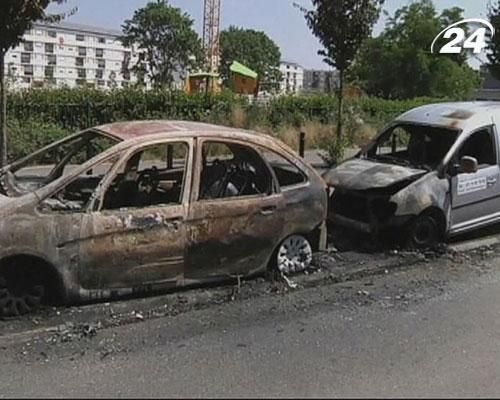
[
  {"left": 185, "top": 138, "right": 286, "bottom": 281},
  {"left": 450, "top": 126, "right": 500, "bottom": 231},
  {"left": 78, "top": 139, "right": 193, "bottom": 292}
]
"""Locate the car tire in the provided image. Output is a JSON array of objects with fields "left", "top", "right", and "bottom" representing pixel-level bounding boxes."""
[
  {"left": 277, "top": 235, "right": 313, "bottom": 275},
  {"left": 406, "top": 214, "right": 441, "bottom": 249},
  {"left": 0, "top": 266, "right": 45, "bottom": 317}
]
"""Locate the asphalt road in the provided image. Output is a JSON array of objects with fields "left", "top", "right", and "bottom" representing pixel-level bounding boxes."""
[{"left": 2, "top": 246, "right": 500, "bottom": 398}]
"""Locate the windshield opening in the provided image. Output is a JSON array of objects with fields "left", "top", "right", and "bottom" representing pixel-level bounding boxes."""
[
  {"left": 0, "top": 130, "right": 120, "bottom": 197},
  {"left": 363, "top": 123, "right": 459, "bottom": 171}
]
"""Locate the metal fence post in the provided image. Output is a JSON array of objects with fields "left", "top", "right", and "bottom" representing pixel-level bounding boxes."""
[{"left": 299, "top": 131, "right": 306, "bottom": 158}]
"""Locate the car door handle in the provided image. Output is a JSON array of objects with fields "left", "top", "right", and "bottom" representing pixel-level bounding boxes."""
[
  {"left": 260, "top": 206, "right": 277, "bottom": 216},
  {"left": 487, "top": 178, "right": 497, "bottom": 186}
]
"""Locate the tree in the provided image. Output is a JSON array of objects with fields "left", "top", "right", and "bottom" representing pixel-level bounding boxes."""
[
  {"left": 297, "top": 0, "right": 383, "bottom": 143},
  {"left": 351, "top": 0, "right": 481, "bottom": 99},
  {"left": 488, "top": 0, "right": 500, "bottom": 80},
  {"left": 0, "top": 0, "right": 72, "bottom": 166},
  {"left": 219, "top": 26, "right": 282, "bottom": 92},
  {"left": 121, "top": 0, "right": 203, "bottom": 90}
]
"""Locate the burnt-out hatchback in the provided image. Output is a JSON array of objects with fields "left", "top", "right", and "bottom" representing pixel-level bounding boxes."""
[
  {"left": 324, "top": 102, "right": 500, "bottom": 247},
  {"left": 0, "top": 121, "right": 327, "bottom": 316}
]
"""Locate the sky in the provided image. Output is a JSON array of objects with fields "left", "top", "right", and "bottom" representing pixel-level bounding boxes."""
[{"left": 50, "top": 0, "right": 489, "bottom": 70}]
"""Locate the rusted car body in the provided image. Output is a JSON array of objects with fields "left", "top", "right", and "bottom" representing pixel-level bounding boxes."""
[
  {"left": 324, "top": 102, "right": 500, "bottom": 247},
  {"left": 0, "top": 121, "right": 327, "bottom": 316}
]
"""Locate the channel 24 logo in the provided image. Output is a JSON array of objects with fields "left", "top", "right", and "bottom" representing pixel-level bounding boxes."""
[{"left": 431, "top": 18, "right": 495, "bottom": 55}]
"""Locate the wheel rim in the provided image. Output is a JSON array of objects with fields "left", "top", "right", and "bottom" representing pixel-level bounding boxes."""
[
  {"left": 0, "top": 269, "right": 44, "bottom": 317},
  {"left": 412, "top": 217, "right": 438, "bottom": 247},
  {"left": 277, "top": 235, "right": 313, "bottom": 274}
]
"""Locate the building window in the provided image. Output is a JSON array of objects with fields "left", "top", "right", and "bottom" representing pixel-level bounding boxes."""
[
  {"left": 77, "top": 68, "right": 87, "bottom": 79},
  {"left": 96, "top": 69, "right": 104, "bottom": 79},
  {"left": 24, "top": 41, "right": 34, "bottom": 52},
  {"left": 45, "top": 43, "right": 54, "bottom": 54},
  {"left": 76, "top": 34, "right": 85, "bottom": 41},
  {"left": 48, "top": 30, "right": 57, "bottom": 38},
  {"left": 97, "top": 59, "right": 106, "bottom": 69},
  {"left": 45, "top": 66, "right": 54, "bottom": 78},
  {"left": 47, "top": 55, "right": 57, "bottom": 66},
  {"left": 75, "top": 57, "right": 84, "bottom": 67},
  {"left": 98, "top": 37, "right": 106, "bottom": 44},
  {"left": 96, "top": 48, "right": 104, "bottom": 58},
  {"left": 21, "top": 53, "right": 31, "bottom": 64},
  {"left": 24, "top": 65, "right": 34, "bottom": 76},
  {"left": 78, "top": 47, "right": 87, "bottom": 57},
  {"left": 76, "top": 79, "right": 87, "bottom": 86},
  {"left": 97, "top": 79, "right": 105, "bottom": 86},
  {"left": 22, "top": 77, "right": 32, "bottom": 84}
]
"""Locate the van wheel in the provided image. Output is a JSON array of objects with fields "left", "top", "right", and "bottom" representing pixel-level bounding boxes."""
[
  {"left": 406, "top": 214, "right": 440, "bottom": 249},
  {"left": 277, "top": 235, "right": 313, "bottom": 274},
  {"left": 0, "top": 265, "right": 45, "bottom": 317}
]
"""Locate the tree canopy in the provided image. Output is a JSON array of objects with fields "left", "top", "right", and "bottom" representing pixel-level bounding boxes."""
[
  {"left": 121, "top": 0, "right": 203, "bottom": 89},
  {"left": 219, "top": 26, "right": 282, "bottom": 92},
  {"left": 297, "top": 0, "right": 383, "bottom": 145},
  {"left": 351, "top": 0, "right": 481, "bottom": 99}
]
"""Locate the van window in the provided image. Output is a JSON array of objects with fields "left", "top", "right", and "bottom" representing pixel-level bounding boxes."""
[{"left": 458, "top": 128, "right": 496, "bottom": 168}]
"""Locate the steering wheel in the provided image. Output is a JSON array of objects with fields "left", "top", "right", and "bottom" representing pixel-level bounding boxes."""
[{"left": 137, "top": 167, "right": 160, "bottom": 194}]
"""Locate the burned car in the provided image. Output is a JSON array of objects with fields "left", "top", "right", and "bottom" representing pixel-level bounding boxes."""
[
  {"left": 324, "top": 102, "right": 500, "bottom": 247},
  {"left": 0, "top": 121, "right": 327, "bottom": 316}
]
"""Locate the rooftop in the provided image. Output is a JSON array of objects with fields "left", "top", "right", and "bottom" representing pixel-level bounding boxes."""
[{"left": 33, "top": 20, "right": 122, "bottom": 38}]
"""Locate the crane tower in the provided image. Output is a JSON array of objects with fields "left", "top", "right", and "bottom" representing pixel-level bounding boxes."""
[{"left": 203, "top": 0, "right": 221, "bottom": 73}]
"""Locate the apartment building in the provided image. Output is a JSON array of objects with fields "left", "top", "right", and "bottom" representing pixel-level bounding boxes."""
[
  {"left": 4, "top": 21, "right": 147, "bottom": 90},
  {"left": 303, "top": 69, "right": 338, "bottom": 94},
  {"left": 279, "top": 61, "right": 304, "bottom": 94}
]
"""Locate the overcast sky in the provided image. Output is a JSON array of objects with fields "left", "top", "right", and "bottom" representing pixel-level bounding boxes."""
[{"left": 51, "top": 0, "right": 489, "bottom": 70}]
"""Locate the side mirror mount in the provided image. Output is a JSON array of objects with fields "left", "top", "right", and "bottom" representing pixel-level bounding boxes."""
[{"left": 460, "top": 156, "right": 478, "bottom": 174}]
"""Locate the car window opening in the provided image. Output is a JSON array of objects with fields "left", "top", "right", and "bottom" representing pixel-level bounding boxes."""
[
  {"left": 199, "top": 141, "right": 273, "bottom": 200},
  {"left": 0, "top": 130, "right": 119, "bottom": 197},
  {"left": 457, "top": 128, "right": 496, "bottom": 168},
  {"left": 102, "top": 142, "right": 188, "bottom": 210},
  {"left": 260, "top": 149, "right": 307, "bottom": 188},
  {"left": 364, "top": 123, "right": 459, "bottom": 171}
]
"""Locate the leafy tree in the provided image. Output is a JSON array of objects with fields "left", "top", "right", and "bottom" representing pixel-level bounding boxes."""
[
  {"left": 297, "top": 0, "right": 383, "bottom": 144},
  {"left": 351, "top": 0, "right": 481, "bottom": 99},
  {"left": 121, "top": 0, "right": 203, "bottom": 90},
  {"left": 488, "top": 0, "right": 500, "bottom": 80},
  {"left": 0, "top": 0, "right": 73, "bottom": 166},
  {"left": 219, "top": 26, "right": 282, "bottom": 92}
]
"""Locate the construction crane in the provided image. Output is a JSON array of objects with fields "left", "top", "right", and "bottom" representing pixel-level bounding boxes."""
[
  {"left": 186, "top": 0, "right": 221, "bottom": 94},
  {"left": 202, "top": 0, "right": 221, "bottom": 74}
]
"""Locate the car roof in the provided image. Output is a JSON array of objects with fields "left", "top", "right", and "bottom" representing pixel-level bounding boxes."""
[
  {"left": 92, "top": 120, "right": 304, "bottom": 164},
  {"left": 94, "top": 120, "right": 244, "bottom": 141},
  {"left": 395, "top": 102, "right": 500, "bottom": 132}
]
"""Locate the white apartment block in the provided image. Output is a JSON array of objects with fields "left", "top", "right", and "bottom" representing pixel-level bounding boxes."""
[
  {"left": 4, "top": 21, "right": 148, "bottom": 90},
  {"left": 279, "top": 61, "right": 304, "bottom": 95}
]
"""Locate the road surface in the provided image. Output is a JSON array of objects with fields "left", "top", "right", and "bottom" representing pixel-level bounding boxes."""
[{"left": 1, "top": 245, "right": 500, "bottom": 397}]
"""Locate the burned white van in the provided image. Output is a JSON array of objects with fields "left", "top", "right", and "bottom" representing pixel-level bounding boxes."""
[{"left": 324, "top": 102, "right": 500, "bottom": 247}]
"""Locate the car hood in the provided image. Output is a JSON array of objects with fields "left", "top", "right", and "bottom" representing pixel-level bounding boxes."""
[{"left": 322, "top": 158, "right": 427, "bottom": 191}]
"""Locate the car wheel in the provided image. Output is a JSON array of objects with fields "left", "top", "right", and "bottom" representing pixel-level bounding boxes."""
[
  {"left": 277, "top": 235, "right": 313, "bottom": 274},
  {"left": 0, "top": 266, "right": 45, "bottom": 317},
  {"left": 406, "top": 214, "right": 441, "bottom": 249}
]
